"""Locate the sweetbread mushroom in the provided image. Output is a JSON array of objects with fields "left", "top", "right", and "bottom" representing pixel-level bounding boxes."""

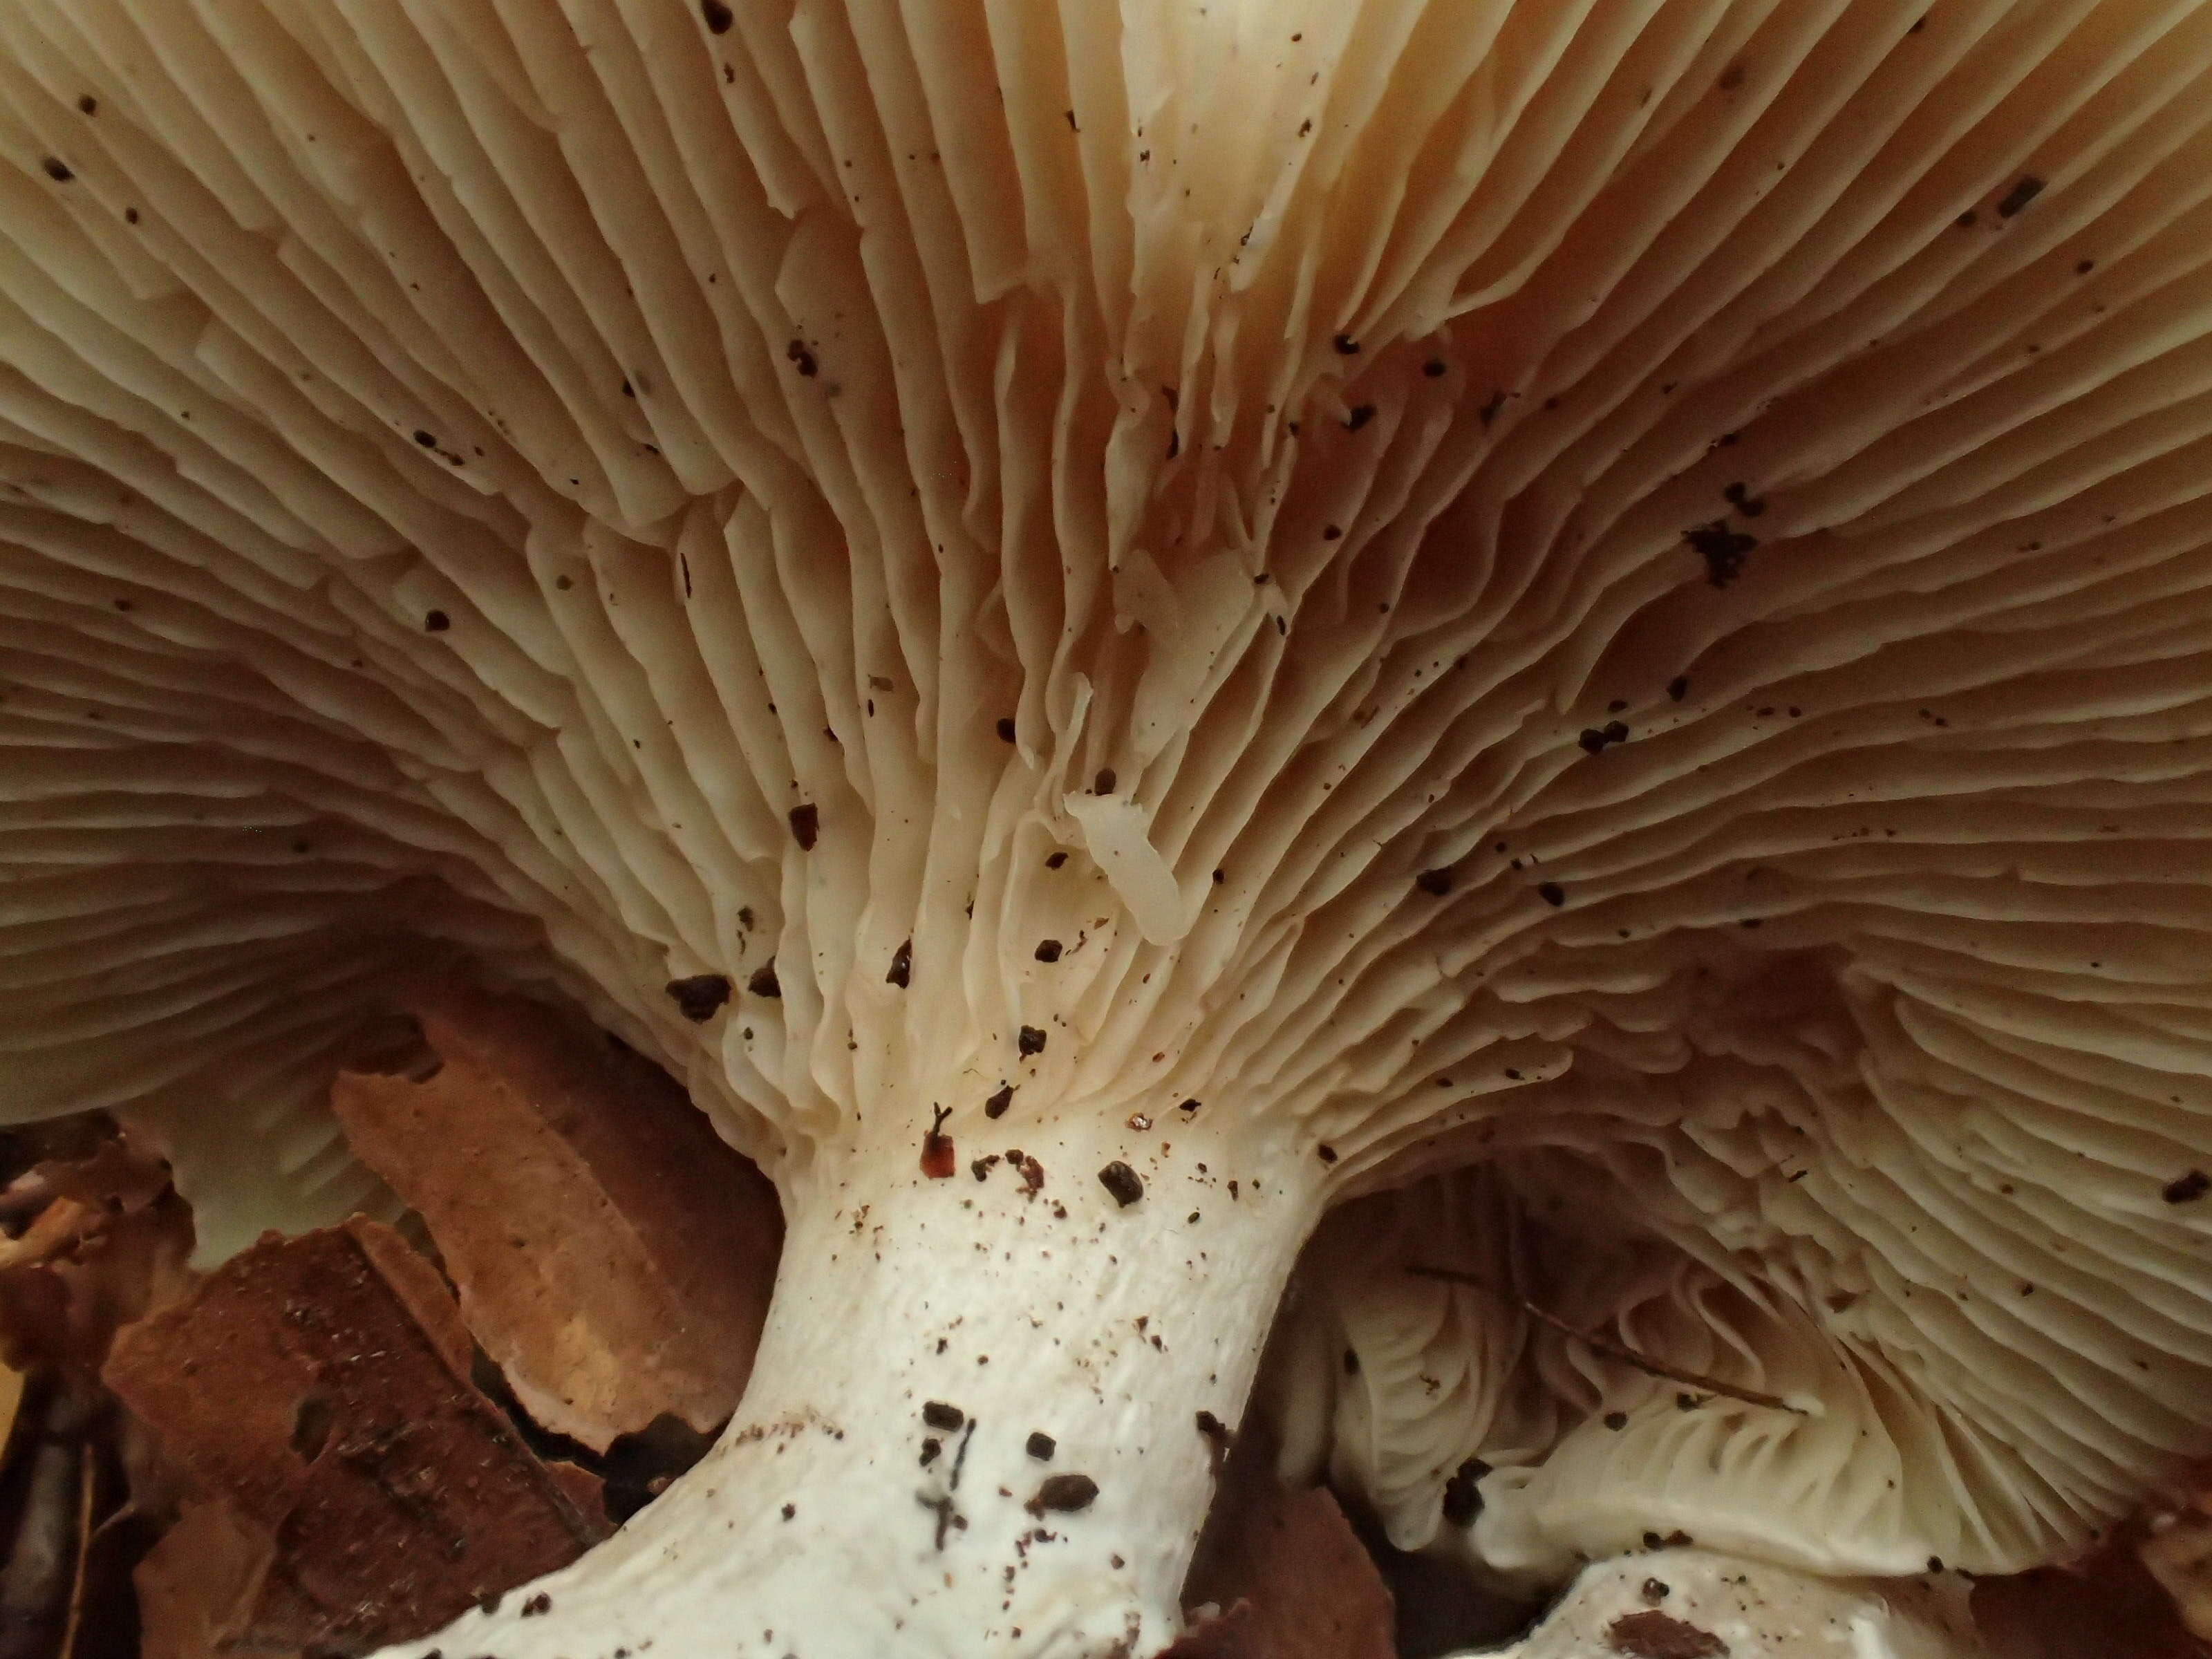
[{"left": 3, "top": 1, "right": 2212, "bottom": 1656}]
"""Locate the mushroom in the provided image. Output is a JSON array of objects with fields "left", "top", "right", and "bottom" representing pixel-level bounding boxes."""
[
  {"left": 1, "top": 2, "right": 2209, "bottom": 1656},
  {"left": 1487, "top": 1547, "right": 1990, "bottom": 1658}
]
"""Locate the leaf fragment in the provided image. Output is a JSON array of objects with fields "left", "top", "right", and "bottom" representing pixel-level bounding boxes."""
[
  {"left": 330, "top": 989, "right": 780, "bottom": 1450},
  {"left": 1174, "top": 1432, "right": 1392, "bottom": 1659},
  {"left": 103, "top": 1218, "right": 606, "bottom": 1653}
]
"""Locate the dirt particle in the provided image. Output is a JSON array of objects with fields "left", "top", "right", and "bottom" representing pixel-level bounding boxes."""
[
  {"left": 1027, "top": 1474, "right": 1099, "bottom": 1515},
  {"left": 1681, "top": 522, "right": 1758, "bottom": 588},
  {"left": 788, "top": 803, "right": 819, "bottom": 850},
  {"left": 665, "top": 974, "right": 733, "bottom": 1022},
  {"left": 1996, "top": 175, "right": 2045, "bottom": 218},
  {"left": 1441, "top": 1459, "right": 1488, "bottom": 1526},
  {"left": 1097, "top": 1162, "right": 1144, "bottom": 1207}
]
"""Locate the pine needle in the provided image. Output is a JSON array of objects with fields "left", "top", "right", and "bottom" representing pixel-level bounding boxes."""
[{"left": 1407, "top": 1264, "right": 1805, "bottom": 1416}]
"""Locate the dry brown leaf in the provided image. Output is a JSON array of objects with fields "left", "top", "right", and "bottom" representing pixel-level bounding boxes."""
[
  {"left": 0, "top": 1199, "right": 98, "bottom": 1273},
  {"left": 2139, "top": 1472, "right": 2212, "bottom": 1651},
  {"left": 1974, "top": 1521, "right": 2212, "bottom": 1659},
  {"left": 29, "top": 1134, "right": 174, "bottom": 1219},
  {"left": 331, "top": 987, "right": 780, "bottom": 1451},
  {"left": 0, "top": 1152, "right": 194, "bottom": 1384},
  {"left": 59, "top": 1425, "right": 149, "bottom": 1659},
  {"left": 2144, "top": 1514, "right": 2212, "bottom": 1648},
  {"left": 104, "top": 1217, "right": 607, "bottom": 1655},
  {"left": 0, "top": 1363, "right": 21, "bottom": 1451},
  {"left": 1172, "top": 1416, "right": 1393, "bottom": 1659},
  {"left": 133, "top": 1501, "right": 287, "bottom": 1659}
]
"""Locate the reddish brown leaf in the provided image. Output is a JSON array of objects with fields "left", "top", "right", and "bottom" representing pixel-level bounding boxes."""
[
  {"left": 1157, "top": 1600, "right": 1255, "bottom": 1658},
  {"left": 133, "top": 1501, "right": 282, "bottom": 1659},
  {"left": 103, "top": 1218, "right": 606, "bottom": 1653},
  {"left": 25, "top": 1132, "right": 174, "bottom": 1218},
  {"left": 0, "top": 1148, "right": 194, "bottom": 1383},
  {"left": 1608, "top": 1609, "right": 1730, "bottom": 1658},
  {"left": 2144, "top": 1515, "right": 2212, "bottom": 1647},
  {"left": 331, "top": 988, "right": 780, "bottom": 1450},
  {"left": 2140, "top": 1470, "right": 2212, "bottom": 1649},
  {"left": 1172, "top": 1436, "right": 1392, "bottom": 1659},
  {"left": 1975, "top": 1502, "right": 2212, "bottom": 1659},
  {"left": 0, "top": 1199, "right": 100, "bottom": 1273}
]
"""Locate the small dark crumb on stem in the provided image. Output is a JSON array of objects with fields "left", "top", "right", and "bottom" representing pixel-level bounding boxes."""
[
  {"left": 1027, "top": 1474, "right": 1099, "bottom": 1515},
  {"left": 1097, "top": 1161, "right": 1144, "bottom": 1207}
]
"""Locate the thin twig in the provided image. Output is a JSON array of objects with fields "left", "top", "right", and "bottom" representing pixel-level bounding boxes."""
[{"left": 1407, "top": 1264, "right": 1805, "bottom": 1416}]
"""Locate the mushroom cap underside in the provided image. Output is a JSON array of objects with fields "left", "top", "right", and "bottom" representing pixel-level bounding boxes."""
[{"left": 0, "top": 0, "right": 2208, "bottom": 1586}]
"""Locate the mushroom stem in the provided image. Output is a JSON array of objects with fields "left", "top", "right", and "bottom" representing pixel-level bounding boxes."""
[{"left": 382, "top": 1116, "right": 1322, "bottom": 1658}]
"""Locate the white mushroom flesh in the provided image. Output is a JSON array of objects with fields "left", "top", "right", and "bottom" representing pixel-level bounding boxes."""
[{"left": 0, "top": 1, "right": 2208, "bottom": 1654}]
